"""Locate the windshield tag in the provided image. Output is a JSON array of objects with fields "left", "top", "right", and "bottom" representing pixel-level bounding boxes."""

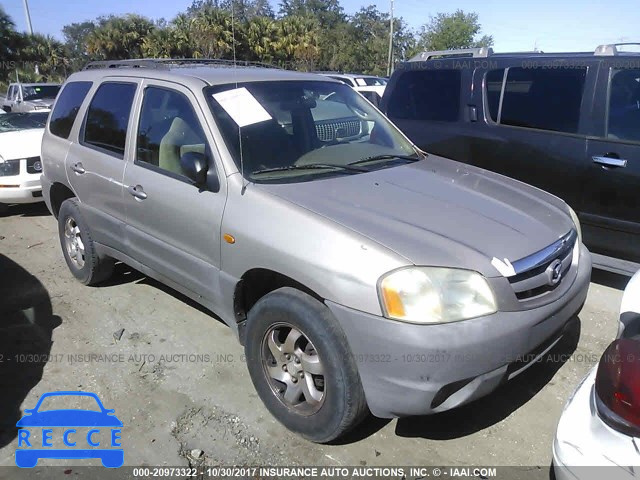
[{"left": 212, "top": 87, "right": 272, "bottom": 127}]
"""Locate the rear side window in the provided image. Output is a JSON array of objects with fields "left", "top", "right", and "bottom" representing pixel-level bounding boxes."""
[
  {"left": 497, "top": 67, "right": 587, "bottom": 133},
  {"left": 49, "top": 81, "right": 93, "bottom": 139},
  {"left": 387, "top": 70, "right": 461, "bottom": 122},
  {"left": 83, "top": 82, "right": 137, "bottom": 157},
  {"left": 607, "top": 68, "right": 640, "bottom": 143}
]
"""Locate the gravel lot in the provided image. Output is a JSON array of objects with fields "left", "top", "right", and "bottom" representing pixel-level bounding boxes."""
[{"left": 0, "top": 203, "right": 630, "bottom": 474}]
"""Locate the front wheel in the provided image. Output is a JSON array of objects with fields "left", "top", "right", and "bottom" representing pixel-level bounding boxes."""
[{"left": 244, "top": 287, "right": 368, "bottom": 442}]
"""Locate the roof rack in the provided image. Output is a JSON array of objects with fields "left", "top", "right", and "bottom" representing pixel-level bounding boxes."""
[
  {"left": 409, "top": 47, "right": 494, "bottom": 62},
  {"left": 83, "top": 58, "right": 281, "bottom": 71},
  {"left": 594, "top": 43, "right": 640, "bottom": 56}
]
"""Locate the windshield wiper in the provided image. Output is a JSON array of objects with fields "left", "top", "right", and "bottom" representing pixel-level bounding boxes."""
[
  {"left": 251, "top": 163, "right": 369, "bottom": 175},
  {"left": 348, "top": 154, "right": 423, "bottom": 167}
]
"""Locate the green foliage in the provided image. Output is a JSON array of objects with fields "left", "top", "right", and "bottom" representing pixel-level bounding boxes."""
[
  {"left": 62, "top": 21, "right": 97, "bottom": 71},
  {"left": 417, "top": 10, "right": 494, "bottom": 52},
  {"left": 86, "top": 14, "right": 155, "bottom": 60},
  {"left": 0, "top": 4, "right": 492, "bottom": 87}
]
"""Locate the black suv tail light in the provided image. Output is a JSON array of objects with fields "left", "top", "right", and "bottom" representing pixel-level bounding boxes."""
[{"left": 595, "top": 338, "right": 640, "bottom": 437}]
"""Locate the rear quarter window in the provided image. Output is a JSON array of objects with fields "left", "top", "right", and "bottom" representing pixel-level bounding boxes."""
[
  {"left": 49, "top": 81, "right": 93, "bottom": 139},
  {"left": 387, "top": 69, "right": 461, "bottom": 122}
]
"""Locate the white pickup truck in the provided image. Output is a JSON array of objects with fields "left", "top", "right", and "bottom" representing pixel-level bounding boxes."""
[{"left": 2, "top": 83, "right": 61, "bottom": 113}]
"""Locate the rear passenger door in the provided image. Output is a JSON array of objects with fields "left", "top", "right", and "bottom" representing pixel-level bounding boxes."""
[
  {"left": 468, "top": 63, "right": 597, "bottom": 213},
  {"left": 583, "top": 66, "right": 640, "bottom": 262},
  {"left": 122, "top": 80, "right": 226, "bottom": 303},
  {"left": 66, "top": 79, "right": 140, "bottom": 252}
]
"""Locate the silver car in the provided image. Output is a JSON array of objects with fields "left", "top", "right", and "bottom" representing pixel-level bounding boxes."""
[{"left": 41, "top": 59, "right": 591, "bottom": 442}]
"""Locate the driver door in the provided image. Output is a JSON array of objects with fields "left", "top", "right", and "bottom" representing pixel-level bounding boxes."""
[{"left": 123, "top": 80, "right": 227, "bottom": 303}]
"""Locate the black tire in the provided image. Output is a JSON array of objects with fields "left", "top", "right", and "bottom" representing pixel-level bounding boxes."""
[
  {"left": 58, "top": 198, "right": 114, "bottom": 286},
  {"left": 244, "top": 287, "right": 368, "bottom": 442},
  {"left": 0, "top": 203, "right": 8, "bottom": 215}
]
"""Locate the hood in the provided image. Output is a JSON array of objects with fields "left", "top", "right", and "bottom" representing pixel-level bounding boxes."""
[
  {"left": 24, "top": 98, "right": 55, "bottom": 107},
  {"left": 258, "top": 156, "right": 574, "bottom": 277},
  {"left": 0, "top": 128, "right": 44, "bottom": 160}
]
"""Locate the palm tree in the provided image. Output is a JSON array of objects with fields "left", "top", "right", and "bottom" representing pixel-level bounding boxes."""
[
  {"left": 87, "top": 15, "right": 154, "bottom": 59},
  {"left": 23, "top": 34, "right": 70, "bottom": 80},
  {"left": 171, "top": 14, "right": 196, "bottom": 57},
  {"left": 246, "top": 16, "right": 278, "bottom": 63},
  {"left": 276, "top": 16, "right": 320, "bottom": 70},
  {"left": 191, "top": 7, "right": 236, "bottom": 59}
]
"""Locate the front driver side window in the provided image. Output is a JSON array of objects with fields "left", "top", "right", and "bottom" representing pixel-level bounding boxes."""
[{"left": 136, "top": 86, "right": 210, "bottom": 179}]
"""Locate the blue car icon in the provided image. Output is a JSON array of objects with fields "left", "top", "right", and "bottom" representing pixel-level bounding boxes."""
[{"left": 16, "top": 391, "right": 123, "bottom": 468}]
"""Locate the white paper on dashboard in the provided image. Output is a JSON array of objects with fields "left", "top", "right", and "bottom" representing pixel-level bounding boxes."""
[
  {"left": 355, "top": 78, "right": 367, "bottom": 86},
  {"left": 212, "top": 87, "right": 272, "bottom": 127}
]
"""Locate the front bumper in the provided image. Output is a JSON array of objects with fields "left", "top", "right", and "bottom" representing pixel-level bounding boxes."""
[
  {"left": 0, "top": 170, "right": 43, "bottom": 205},
  {"left": 553, "top": 368, "right": 640, "bottom": 479},
  {"left": 326, "top": 244, "right": 591, "bottom": 418}
]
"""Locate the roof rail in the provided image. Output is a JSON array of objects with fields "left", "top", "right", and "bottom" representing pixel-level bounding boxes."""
[
  {"left": 594, "top": 43, "right": 640, "bottom": 56},
  {"left": 83, "top": 58, "right": 281, "bottom": 71},
  {"left": 409, "top": 47, "right": 494, "bottom": 62}
]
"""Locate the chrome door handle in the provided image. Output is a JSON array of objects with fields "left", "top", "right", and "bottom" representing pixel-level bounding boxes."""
[
  {"left": 127, "top": 185, "right": 147, "bottom": 200},
  {"left": 71, "top": 162, "right": 85, "bottom": 174},
  {"left": 592, "top": 156, "right": 627, "bottom": 168}
]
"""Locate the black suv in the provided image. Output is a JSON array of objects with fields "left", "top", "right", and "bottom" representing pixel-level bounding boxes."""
[{"left": 382, "top": 44, "right": 640, "bottom": 273}]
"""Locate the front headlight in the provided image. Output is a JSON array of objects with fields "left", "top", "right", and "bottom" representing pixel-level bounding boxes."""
[
  {"left": 379, "top": 267, "right": 497, "bottom": 324},
  {"left": 568, "top": 206, "right": 582, "bottom": 243}
]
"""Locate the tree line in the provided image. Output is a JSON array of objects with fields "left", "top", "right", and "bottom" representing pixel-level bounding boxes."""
[{"left": 0, "top": 0, "right": 493, "bottom": 89}]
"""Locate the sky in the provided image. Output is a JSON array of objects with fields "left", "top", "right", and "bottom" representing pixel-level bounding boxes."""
[{"left": 2, "top": 0, "right": 639, "bottom": 54}]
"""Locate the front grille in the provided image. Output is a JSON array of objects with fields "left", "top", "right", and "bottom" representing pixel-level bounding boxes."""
[
  {"left": 508, "top": 230, "right": 577, "bottom": 301},
  {"left": 315, "top": 118, "right": 361, "bottom": 142},
  {"left": 26, "top": 156, "right": 42, "bottom": 175}
]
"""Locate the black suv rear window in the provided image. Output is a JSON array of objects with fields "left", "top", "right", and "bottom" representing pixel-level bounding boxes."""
[
  {"left": 49, "top": 81, "right": 93, "bottom": 139},
  {"left": 387, "top": 70, "right": 461, "bottom": 122},
  {"left": 83, "top": 82, "right": 137, "bottom": 157},
  {"left": 488, "top": 67, "right": 587, "bottom": 134}
]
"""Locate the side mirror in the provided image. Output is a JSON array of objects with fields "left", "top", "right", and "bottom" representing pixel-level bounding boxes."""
[{"left": 180, "top": 151, "right": 209, "bottom": 187}]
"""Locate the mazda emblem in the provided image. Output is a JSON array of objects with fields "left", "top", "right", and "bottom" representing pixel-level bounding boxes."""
[{"left": 546, "top": 259, "right": 563, "bottom": 286}]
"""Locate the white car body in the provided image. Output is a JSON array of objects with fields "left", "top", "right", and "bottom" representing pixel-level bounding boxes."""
[
  {"left": 0, "top": 128, "right": 45, "bottom": 205},
  {"left": 318, "top": 73, "right": 387, "bottom": 104},
  {"left": 553, "top": 270, "right": 640, "bottom": 479}
]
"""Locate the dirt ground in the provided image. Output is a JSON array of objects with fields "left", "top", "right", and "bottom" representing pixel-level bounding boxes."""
[{"left": 0, "top": 203, "right": 630, "bottom": 476}]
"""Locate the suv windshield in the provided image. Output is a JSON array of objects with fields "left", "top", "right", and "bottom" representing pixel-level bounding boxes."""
[
  {"left": 22, "top": 85, "right": 60, "bottom": 101},
  {"left": 206, "top": 80, "right": 417, "bottom": 183},
  {"left": 0, "top": 112, "right": 48, "bottom": 132}
]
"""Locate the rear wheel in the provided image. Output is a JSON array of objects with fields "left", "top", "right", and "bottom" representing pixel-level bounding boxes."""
[
  {"left": 244, "top": 287, "right": 368, "bottom": 442},
  {"left": 58, "top": 198, "right": 114, "bottom": 286}
]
